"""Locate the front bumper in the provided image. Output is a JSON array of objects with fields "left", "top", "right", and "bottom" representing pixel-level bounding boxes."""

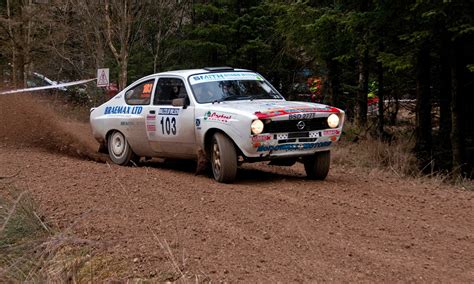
[{"left": 241, "top": 128, "right": 342, "bottom": 159}]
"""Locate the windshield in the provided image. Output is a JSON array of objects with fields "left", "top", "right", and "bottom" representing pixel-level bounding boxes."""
[{"left": 189, "top": 72, "right": 283, "bottom": 103}]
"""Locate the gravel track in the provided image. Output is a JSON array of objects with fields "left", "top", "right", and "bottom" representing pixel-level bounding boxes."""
[{"left": 1, "top": 95, "right": 473, "bottom": 281}]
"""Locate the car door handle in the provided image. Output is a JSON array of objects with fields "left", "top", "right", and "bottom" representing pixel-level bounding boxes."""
[{"left": 149, "top": 110, "right": 155, "bottom": 114}]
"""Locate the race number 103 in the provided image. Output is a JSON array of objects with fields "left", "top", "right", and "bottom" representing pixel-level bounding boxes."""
[{"left": 160, "top": 116, "right": 177, "bottom": 135}]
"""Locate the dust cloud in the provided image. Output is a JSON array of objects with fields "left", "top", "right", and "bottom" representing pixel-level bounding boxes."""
[{"left": 0, "top": 94, "right": 104, "bottom": 161}]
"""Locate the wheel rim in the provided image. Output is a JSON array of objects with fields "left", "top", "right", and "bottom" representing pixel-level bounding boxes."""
[
  {"left": 111, "top": 132, "right": 126, "bottom": 158},
  {"left": 212, "top": 141, "right": 221, "bottom": 176}
]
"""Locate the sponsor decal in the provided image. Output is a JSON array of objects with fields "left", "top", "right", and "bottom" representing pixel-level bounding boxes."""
[
  {"left": 143, "top": 83, "right": 153, "bottom": 93},
  {"left": 158, "top": 108, "right": 179, "bottom": 115},
  {"left": 192, "top": 73, "right": 225, "bottom": 82},
  {"left": 286, "top": 107, "right": 322, "bottom": 113},
  {"left": 146, "top": 114, "right": 156, "bottom": 132},
  {"left": 256, "top": 141, "right": 332, "bottom": 152},
  {"left": 323, "top": 129, "right": 341, "bottom": 136},
  {"left": 252, "top": 134, "right": 272, "bottom": 142},
  {"left": 203, "top": 111, "right": 232, "bottom": 123},
  {"left": 262, "top": 102, "right": 279, "bottom": 107},
  {"left": 189, "top": 72, "right": 260, "bottom": 85},
  {"left": 195, "top": 119, "right": 201, "bottom": 127},
  {"left": 104, "top": 105, "right": 143, "bottom": 115},
  {"left": 255, "top": 106, "right": 339, "bottom": 119}
]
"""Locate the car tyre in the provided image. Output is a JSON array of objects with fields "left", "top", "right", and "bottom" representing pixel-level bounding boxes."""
[
  {"left": 304, "top": 151, "right": 330, "bottom": 180},
  {"left": 211, "top": 132, "right": 237, "bottom": 183},
  {"left": 108, "top": 131, "right": 137, "bottom": 165}
]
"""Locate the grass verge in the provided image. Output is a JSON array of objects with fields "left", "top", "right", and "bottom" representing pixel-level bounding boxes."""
[
  {"left": 333, "top": 123, "right": 473, "bottom": 190},
  {"left": 0, "top": 183, "right": 96, "bottom": 282}
]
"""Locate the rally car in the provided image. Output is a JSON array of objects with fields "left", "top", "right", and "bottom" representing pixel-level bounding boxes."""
[{"left": 90, "top": 67, "right": 344, "bottom": 183}]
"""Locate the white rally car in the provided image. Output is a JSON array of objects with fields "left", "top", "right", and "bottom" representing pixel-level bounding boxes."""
[{"left": 90, "top": 67, "right": 344, "bottom": 183}]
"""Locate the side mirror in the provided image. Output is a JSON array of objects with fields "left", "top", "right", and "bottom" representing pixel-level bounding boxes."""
[{"left": 172, "top": 98, "right": 188, "bottom": 109}]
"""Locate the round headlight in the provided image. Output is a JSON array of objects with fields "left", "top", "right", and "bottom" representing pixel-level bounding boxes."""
[
  {"left": 327, "top": 114, "right": 340, "bottom": 128},
  {"left": 251, "top": 119, "right": 264, "bottom": 134}
]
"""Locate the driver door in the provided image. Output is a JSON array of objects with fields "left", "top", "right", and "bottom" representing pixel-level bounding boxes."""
[{"left": 145, "top": 77, "right": 196, "bottom": 158}]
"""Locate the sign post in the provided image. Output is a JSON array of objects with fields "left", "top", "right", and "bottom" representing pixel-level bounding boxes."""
[{"left": 97, "top": 68, "right": 110, "bottom": 87}]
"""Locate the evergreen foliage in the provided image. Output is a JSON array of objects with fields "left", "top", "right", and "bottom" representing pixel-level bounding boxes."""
[{"left": 0, "top": 0, "right": 472, "bottom": 177}]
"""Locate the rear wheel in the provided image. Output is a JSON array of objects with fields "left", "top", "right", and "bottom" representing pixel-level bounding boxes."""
[
  {"left": 211, "top": 133, "right": 237, "bottom": 183},
  {"left": 108, "top": 131, "right": 137, "bottom": 165},
  {"left": 304, "top": 151, "right": 330, "bottom": 180}
]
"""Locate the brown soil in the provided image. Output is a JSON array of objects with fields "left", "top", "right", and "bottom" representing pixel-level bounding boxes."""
[{"left": 1, "top": 95, "right": 473, "bottom": 282}]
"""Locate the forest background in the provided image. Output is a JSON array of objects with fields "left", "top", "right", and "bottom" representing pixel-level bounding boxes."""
[{"left": 0, "top": 0, "right": 473, "bottom": 178}]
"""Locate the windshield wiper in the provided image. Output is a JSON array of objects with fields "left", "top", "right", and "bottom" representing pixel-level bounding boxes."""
[
  {"left": 219, "top": 95, "right": 251, "bottom": 102},
  {"left": 250, "top": 94, "right": 272, "bottom": 101}
]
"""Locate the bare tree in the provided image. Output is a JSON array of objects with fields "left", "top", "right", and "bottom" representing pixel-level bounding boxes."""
[
  {"left": 143, "top": 0, "right": 190, "bottom": 73},
  {"left": 104, "top": 0, "right": 145, "bottom": 90},
  {"left": 71, "top": 0, "right": 107, "bottom": 73},
  {"left": 0, "top": 0, "right": 39, "bottom": 87}
]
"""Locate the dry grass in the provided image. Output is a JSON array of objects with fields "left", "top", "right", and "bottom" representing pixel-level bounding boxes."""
[
  {"left": 0, "top": 183, "right": 97, "bottom": 282},
  {"left": 333, "top": 136, "right": 418, "bottom": 178},
  {"left": 333, "top": 122, "right": 474, "bottom": 190}
]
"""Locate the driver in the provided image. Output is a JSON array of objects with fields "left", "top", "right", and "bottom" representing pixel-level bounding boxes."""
[
  {"left": 194, "top": 84, "right": 219, "bottom": 103},
  {"left": 221, "top": 81, "right": 236, "bottom": 97}
]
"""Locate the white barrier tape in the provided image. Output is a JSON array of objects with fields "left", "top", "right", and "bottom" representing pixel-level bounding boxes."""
[
  {"left": 0, "top": 78, "right": 96, "bottom": 95},
  {"left": 383, "top": 99, "right": 416, "bottom": 103}
]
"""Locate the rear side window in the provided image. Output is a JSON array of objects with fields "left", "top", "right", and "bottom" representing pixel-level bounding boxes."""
[{"left": 125, "top": 79, "right": 154, "bottom": 105}]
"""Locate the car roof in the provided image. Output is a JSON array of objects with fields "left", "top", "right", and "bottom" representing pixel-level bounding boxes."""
[{"left": 143, "top": 68, "right": 253, "bottom": 80}]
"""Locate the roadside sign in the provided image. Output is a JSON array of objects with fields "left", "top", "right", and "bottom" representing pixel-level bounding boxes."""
[{"left": 97, "top": 68, "right": 109, "bottom": 87}]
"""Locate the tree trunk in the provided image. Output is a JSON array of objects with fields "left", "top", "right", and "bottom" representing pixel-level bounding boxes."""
[
  {"left": 153, "top": 54, "right": 158, "bottom": 73},
  {"left": 94, "top": 29, "right": 105, "bottom": 69},
  {"left": 17, "top": 51, "right": 25, "bottom": 88},
  {"left": 104, "top": 0, "right": 134, "bottom": 91},
  {"left": 24, "top": 0, "right": 33, "bottom": 86},
  {"left": 356, "top": 48, "right": 369, "bottom": 127},
  {"left": 119, "top": 59, "right": 128, "bottom": 91},
  {"left": 389, "top": 92, "right": 399, "bottom": 125},
  {"left": 450, "top": 39, "right": 465, "bottom": 177},
  {"left": 377, "top": 62, "right": 384, "bottom": 137},
  {"left": 414, "top": 43, "right": 432, "bottom": 170},
  {"left": 438, "top": 29, "right": 452, "bottom": 170},
  {"left": 6, "top": 0, "right": 17, "bottom": 86},
  {"left": 327, "top": 59, "right": 341, "bottom": 108}
]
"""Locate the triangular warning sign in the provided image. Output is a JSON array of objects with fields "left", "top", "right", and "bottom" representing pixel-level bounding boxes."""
[
  {"left": 97, "top": 68, "right": 109, "bottom": 87},
  {"left": 98, "top": 71, "right": 108, "bottom": 85}
]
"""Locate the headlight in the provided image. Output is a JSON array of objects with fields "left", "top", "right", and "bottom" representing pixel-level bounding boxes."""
[
  {"left": 251, "top": 119, "right": 264, "bottom": 134},
  {"left": 327, "top": 114, "right": 340, "bottom": 128}
]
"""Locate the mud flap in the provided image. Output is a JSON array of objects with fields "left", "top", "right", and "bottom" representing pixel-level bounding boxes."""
[
  {"left": 268, "top": 159, "right": 297, "bottom": 166},
  {"left": 98, "top": 143, "right": 108, "bottom": 154},
  {"left": 196, "top": 148, "right": 211, "bottom": 175}
]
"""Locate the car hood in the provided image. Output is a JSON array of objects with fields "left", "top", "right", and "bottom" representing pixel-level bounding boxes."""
[{"left": 204, "top": 100, "right": 340, "bottom": 119}]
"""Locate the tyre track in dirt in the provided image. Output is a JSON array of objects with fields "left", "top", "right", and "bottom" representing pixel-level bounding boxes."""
[{"left": 1, "top": 144, "right": 473, "bottom": 282}]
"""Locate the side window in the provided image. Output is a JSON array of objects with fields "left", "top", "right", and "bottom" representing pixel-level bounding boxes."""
[
  {"left": 124, "top": 79, "right": 154, "bottom": 105},
  {"left": 153, "top": 78, "right": 188, "bottom": 105}
]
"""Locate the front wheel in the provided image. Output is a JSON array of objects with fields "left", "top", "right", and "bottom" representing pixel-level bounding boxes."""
[
  {"left": 211, "top": 133, "right": 237, "bottom": 183},
  {"left": 108, "top": 131, "right": 137, "bottom": 165},
  {"left": 303, "top": 151, "right": 330, "bottom": 180}
]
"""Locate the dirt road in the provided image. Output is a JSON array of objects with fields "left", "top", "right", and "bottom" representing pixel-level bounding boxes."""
[
  {"left": 1, "top": 96, "right": 473, "bottom": 281},
  {"left": 1, "top": 142, "right": 473, "bottom": 282}
]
